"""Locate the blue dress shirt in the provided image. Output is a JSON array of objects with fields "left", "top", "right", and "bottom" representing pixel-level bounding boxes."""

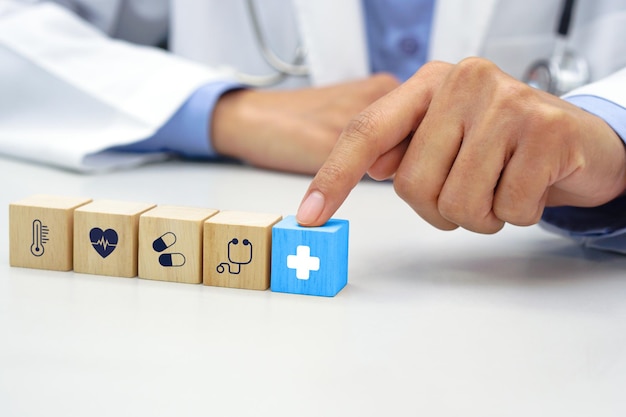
[
  {"left": 362, "top": 0, "right": 435, "bottom": 82},
  {"left": 117, "top": 0, "right": 626, "bottom": 253},
  {"left": 113, "top": 80, "right": 240, "bottom": 158}
]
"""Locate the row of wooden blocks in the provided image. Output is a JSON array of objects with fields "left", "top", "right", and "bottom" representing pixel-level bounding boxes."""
[{"left": 9, "top": 195, "right": 349, "bottom": 297}]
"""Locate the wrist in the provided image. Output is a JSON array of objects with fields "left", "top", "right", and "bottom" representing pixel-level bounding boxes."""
[{"left": 211, "top": 88, "right": 254, "bottom": 158}]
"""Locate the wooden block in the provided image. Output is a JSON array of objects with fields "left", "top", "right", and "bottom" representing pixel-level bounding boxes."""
[
  {"left": 270, "top": 215, "right": 349, "bottom": 297},
  {"left": 204, "top": 211, "right": 283, "bottom": 290},
  {"left": 73, "top": 200, "right": 155, "bottom": 278},
  {"left": 138, "top": 205, "right": 218, "bottom": 284},
  {"left": 9, "top": 195, "right": 92, "bottom": 271}
]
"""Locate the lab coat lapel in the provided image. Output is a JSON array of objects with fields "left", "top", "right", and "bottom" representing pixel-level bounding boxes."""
[
  {"left": 428, "top": 0, "right": 499, "bottom": 63},
  {"left": 293, "top": 0, "right": 369, "bottom": 86}
]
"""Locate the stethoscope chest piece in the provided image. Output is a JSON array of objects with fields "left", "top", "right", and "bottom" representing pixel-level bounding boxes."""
[
  {"left": 524, "top": 0, "right": 590, "bottom": 96},
  {"left": 525, "top": 49, "right": 590, "bottom": 96}
]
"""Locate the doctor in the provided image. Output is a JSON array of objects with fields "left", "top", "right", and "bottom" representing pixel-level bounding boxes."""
[
  {"left": 2, "top": 0, "right": 626, "bottom": 251},
  {"left": 0, "top": 0, "right": 398, "bottom": 172}
]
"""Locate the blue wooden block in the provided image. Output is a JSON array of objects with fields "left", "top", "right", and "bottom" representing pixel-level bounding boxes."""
[{"left": 271, "top": 215, "right": 349, "bottom": 297}]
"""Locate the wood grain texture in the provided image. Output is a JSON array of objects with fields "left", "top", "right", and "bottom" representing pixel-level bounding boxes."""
[
  {"left": 9, "top": 195, "right": 92, "bottom": 271},
  {"left": 204, "top": 211, "right": 283, "bottom": 290},
  {"left": 73, "top": 200, "right": 155, "bottom": 278},
  {"left": 138, "top": 205, "right": 218, "bottom": 284}
]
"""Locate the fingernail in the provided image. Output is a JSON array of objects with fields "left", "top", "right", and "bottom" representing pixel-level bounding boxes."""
[{"left": 296, "top": 191, "right": 325, "bottom": 225}]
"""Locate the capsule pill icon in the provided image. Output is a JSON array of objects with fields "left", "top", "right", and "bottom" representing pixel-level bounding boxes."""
[
  {"left": 153, "top": 232, "right": 176, "bottom": 252},
  {"left": 159, "top": 253, "right": 186, "bottom": 267}
]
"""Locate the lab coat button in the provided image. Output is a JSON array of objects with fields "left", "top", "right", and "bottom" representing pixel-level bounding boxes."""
[{"left": 399, "top": 36, "right": 419, "bottom": 55}]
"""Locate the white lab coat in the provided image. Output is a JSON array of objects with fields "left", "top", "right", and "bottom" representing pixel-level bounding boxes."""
[{"left": 2, "top": 0, "right": 626, "bottom": 171}]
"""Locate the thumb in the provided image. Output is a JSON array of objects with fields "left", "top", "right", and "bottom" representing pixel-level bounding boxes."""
[{"left": 295, "top": 69, "right": 441, "bottom": 226}]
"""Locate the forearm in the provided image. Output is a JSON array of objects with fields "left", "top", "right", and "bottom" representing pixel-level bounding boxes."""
[{"left": 0, "top": 1, "right": 235, "bottom": 171}]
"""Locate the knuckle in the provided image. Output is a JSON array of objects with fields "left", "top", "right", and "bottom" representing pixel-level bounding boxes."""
[
  {"left": 416, "top": 60, "right": 450, "bottom": 76},
  {"left": 494, "top": 204, "right": 542, "bottom": 227},
  {"left": 529, "top": 104, "right": 570, "bottom": 136},
  {"left": 342, "top": 109, "right": 384, "bottom": 149},
  {"left": 453, "top": 57, "right": 498, "bottom": 82},
  {"left": 437, "top": 190, "right": 504, "bottom": 234},
  {"left": 371, "top": 72, "right": 401, "bottom": 90},
  {"left": 522, "top": 104, "right": 580, "bottom": 161},
  {"left": 319, "top": 159, "right": 344, "bottom": 182},
  {"left": 393, "top": 171, "right": 426, "bottom": 205},
  {"left": 494, "top": 82, "right": 530, "bottom": 110},
  {"left": 392, "top": 173, "right": 460, "bottom": 231},
  {"left": 447, "top": 57, "right": 526, "bottom": 109},
  {"left": 493, "top": 191, "right": 544, "bottom": 227},
  {"left": 316, "top": 158, "right": 353, "bottom": 191},
  {"left": 392, "top": 172, "right": 411, "bottom": 201},
  {"left": 407, "top": 60, "right": 450, "bottom": 85},
  {"left": 437, "top": 192, "right": 468, "bottom": 225}
]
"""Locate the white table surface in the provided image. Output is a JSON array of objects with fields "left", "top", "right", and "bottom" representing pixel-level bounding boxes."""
[{"left": 1, "top": 156, "right": 625, "bottom": 417}]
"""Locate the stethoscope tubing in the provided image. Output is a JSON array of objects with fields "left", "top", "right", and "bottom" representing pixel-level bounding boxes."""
[{"left": 237, "top": 0, "right": 309, "bottom": 86}]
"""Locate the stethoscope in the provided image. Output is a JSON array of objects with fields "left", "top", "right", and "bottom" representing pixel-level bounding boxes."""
[
  {"left": 237, "top": 0, "right": 309, "bottom": 86},
  {"left": 242, "top": 0, "right": 590, "bottom": 95},
  {"left": 216, "top": 238, "right": 253, "bottom": 275},
  {"left": 524, "top": 0, "right": 590, "bottom": 95}
]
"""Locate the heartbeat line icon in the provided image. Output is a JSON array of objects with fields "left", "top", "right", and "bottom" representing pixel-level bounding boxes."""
[
  {"left": 94, "top": 236, "right": 115, "bottom": 251},
  {"left": 89, "top": 228, "right": 119, "bottom": 258}
]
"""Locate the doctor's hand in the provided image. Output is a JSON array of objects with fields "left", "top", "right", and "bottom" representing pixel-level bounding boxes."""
[
  {"left": 296, "top": 58, "right": 626, "bottom": 233},
  {"left": 210, "top": 74, "right": 399, "bottom": 174}
]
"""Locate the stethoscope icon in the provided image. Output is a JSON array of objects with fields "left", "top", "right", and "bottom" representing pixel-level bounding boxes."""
[{"left": 217, "top": 238, "right": 253, "bottom": 274}]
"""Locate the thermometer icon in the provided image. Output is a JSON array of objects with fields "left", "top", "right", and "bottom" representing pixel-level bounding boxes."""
[{"left": 30, "top": 219, "right": 49, "bottom": 257}]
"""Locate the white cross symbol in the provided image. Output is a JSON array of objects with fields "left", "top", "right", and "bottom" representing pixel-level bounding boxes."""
[{"left": 287, "top": 245, "right": 320, "bottom": 280}]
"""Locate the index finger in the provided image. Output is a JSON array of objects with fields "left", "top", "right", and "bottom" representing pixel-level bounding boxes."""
[{"left": 295, "top": 63, "right": 449, "bottom": 226}]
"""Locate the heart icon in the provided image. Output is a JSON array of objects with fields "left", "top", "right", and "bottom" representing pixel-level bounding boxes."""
[{"left": 90, "top": 228, "right": 118, "bottom": 258}]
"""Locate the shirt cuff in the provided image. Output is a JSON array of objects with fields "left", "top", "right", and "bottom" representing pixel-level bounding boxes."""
[
  {"left": 540, "top": 199, "right": 626, "bottom": 254},
  {"left": 540, "top": 95, "right": 626, "bottom": 253},
  {"left": 565, "top": 94, "right": 626, "bottom": 143},
  {"left": 113, "top": 80, "right": 243, "bottom": 158}
]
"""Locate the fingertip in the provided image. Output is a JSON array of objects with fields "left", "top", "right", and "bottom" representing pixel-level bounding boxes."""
[{"left": 296, "top": 190, "right": 327, "bottom": 226}]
